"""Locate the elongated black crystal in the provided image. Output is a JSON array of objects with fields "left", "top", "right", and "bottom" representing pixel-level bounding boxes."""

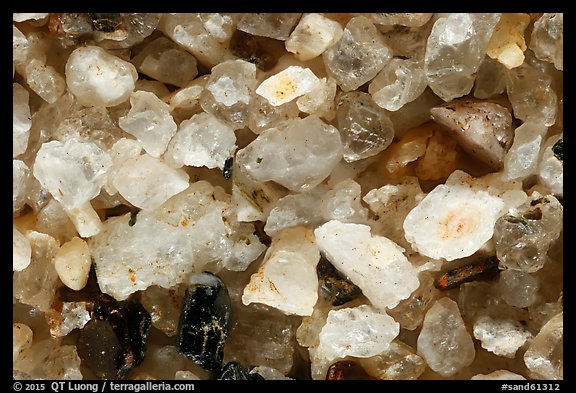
[
  {"left": 176, "top": 273, "right": 232, "bottom": 372},
  {"left": 217, "top": 362, "right": 264, "bottom": 380},
  {"left": 552, "top": 138, "right": 563, "bottom": 161}
]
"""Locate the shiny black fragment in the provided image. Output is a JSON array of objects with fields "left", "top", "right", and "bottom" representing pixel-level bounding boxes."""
[
  {"left": 77, "top": 296, "right": 151, "bottom": 379},
  {"left": 217, "top": 362, "right": 264, "bottom": 380},
  {"left": 552, "top": 138, "right": 563, "bottom": 161},
  {"left": 128, "top": 210, "right": 139, "bottom": 226},
  {"left": 176, "top": 273, "right": 232, "bottom": 372},
  {"left": 317, "top": 256, "right": 362, "bottom": 306},
  {"left": 222, "top": 157, "right": 233, "bottom": 180}
]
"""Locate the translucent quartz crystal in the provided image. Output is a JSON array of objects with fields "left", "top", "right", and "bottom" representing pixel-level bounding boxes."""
[
  {"left": 112, "top": 154, "right": 189, "bottom": 210},
  {"left": 528, "top": 298, "right": 563, "bottom": 334},
  {"left": 368, "top": 13, "right": 433, "bottom": 27},
  {"left": 444, "top": 170, "right": 528, "bottom": 217},
  {"left": 296, "top": 77, "right": 337, "bottom": 120},
  {"left": 250, "top": 366, "right": 292, "bottom": 380},
  {"left": 199, "top": 13, "right": 235, "bottom": 43},
  {"left": 42, "top": 345, "right": 83, "bottom": 379},
  {"left": 236, "top": 13, "right": 302, "bottom": 41},
  {"left": 320, "top": 179, "right": 368, "bottom": 223},
  {"left": 363, "top": 177, "right": 425, "bottom": 250},
  {"left": 236, "top": 115, "right": 342, "bottom": 192},
  {"left": 494, "top": 193, "right": 563, "bottom": 273},
  {"left": 377, "top": 125, "right": 433, "bottom": 177},
  {"left": 503, "top": 120, "right": 548, "bottom": 180},
  {"left": 232, "top": 160, "right": 287, "bottom": 222},
  {"left": 388, "top": 271, "right": 441, "bottom": 330},
  {"left": 224, "top": 305, "right": 295, "bottom": 375},
  {"left": 414, "top": 128, "right": 458, "bottom": 180},
  {"left": 524, "top": 312, "right": 563, "bottom": 380},
  {"left": 13, "top": 13, "right": 49, "bottom": 22},
  {"left": 136, "top": 345, "right": 195, "bottom": 380},
  {"left": 13, "top": 231, "right": 60, "bottom": 312},
  {"left": 165, "top": 112, "right": 236, "bottom": 170},
  {"left": 369, "top": 59, "right": 427, "bottom": 111},
  {"left": 358, "top": 340, "right": 426, "bottom": 380},
  {"left": 102, "top": 138, "right": 143, "bottom": 195},
  {"left": 157, "top": 14, "right": 226, "bottom": 67},
  {"left": 242, "top": 227, "right": 320, "bottom": 316},
  {"left": 473, "top": 57, "right": 507, "bottom": 99},
  {"left": 13, "top": 227, "right": 32, "bottom": 272},
  {"left": 317, "top": 305, "right": 399, "bottom": 361},
  {"left": 13, "top": 25, "right": 29, "bottom": 65},
  {"left": 14, "top": 337, "right": 62, "bottom": 378},
  {"left": 256, "top": 66, "right": 320, "bottom": 107},
  {"left": 65, "top": 46, "right": 137, "bottom": 107},
  {"left": 403, "top": 183, "right": 504, "bottom": 261},
  {"left": 25, "top": 58, "right": 66, "bottom": 104},
  {"left": 118, "top": 91, "right": 177, "bottom": 158},
  {"left": 285, "top": 13, "right": 343, "bottom": 61},
  {"left": 35, "top": 199, "right": 78, "bottom": 244},
  {"left": 458, "top": 281, "right": 529, "bottom": 325},
  {"left": 498, "top": 269, "right": 540, "bottom": 308},
  {"left": 247, "top": 93, "right": 300, "bottom": 134},
  {"left": 530, "top": 13, "right": 563, "bottom": 71},
  {"left": 136, "top": 80, "right": 170, "bottom": 97},
  {"left": 377, "top": 21, "right": 433, "bottom": 61},
  {"left": 13, "top": 323, "right": 33, "bottom": 362},
  {"left": 131, "top": 37, "right": 198, "bottom": 88},
  {"left": 538, "top": 133, "right": 563, "bottom": 197},
  {"left": 141, "top": 285, "right": 184, "bottom": 337},
  {"left": 46, "top": 301, "right": 91, "bottom": 337},
  {"left": 90, "top": 181, "right": 264, "bottom": 300},
  {"left": 200, "top": 59, "right": 257, "bottom": 130},
  {"left": 315, "top": 220, "right": 420, "bottom": 310},
  {"left": 473, "top": 315, "right": 532, "bottom": 358},
  {"left": 486, "top": 13, "right": 530, "bottom": 69},
  {"left": 323, "top": 16, "right": 392, "bottom": 92},
  {"left": 53, "top": 237, "right": 91, "bottom": 291},
  {"left": 33, "top": 138, "right": 112, "bottom": 225},
  {"left": 430, "top": 100, "right": 514, "bottom": 170},
  {"left": 336, "top": 92, "right": 394, "bottom": 162},
  {"left": 13, "top": 160, "right": 30, "bottom": 214},
  {"left": 13, "top": 83, "right": 31, "bottom": 157},
  {"left": 174, "top": 371, "right": 200, "bottom": 380},
  {"left": 424, "top": 13, "right": 501, "bottom": 102},
  {"left": 417, "top": 297, "right": 475, "bottom": 377},
  {"left": 471, "top": 370, "right": 526, "bottom": 380},
  {"left": 506, "top": 62, "right": 557, "bottom": 127},
  {"left": 168, "top": 76, "right": 208, "bottom": 124},
  {"left": 52, "top": 107, "right": 124, "bottom": 151},
  {"left": 264, "top": 186, "right": 329, "bottom": 236}
]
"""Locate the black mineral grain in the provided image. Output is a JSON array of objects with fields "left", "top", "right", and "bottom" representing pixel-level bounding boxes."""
[{"left": 176, "top": 272, "right": 232, "bottom": 372}]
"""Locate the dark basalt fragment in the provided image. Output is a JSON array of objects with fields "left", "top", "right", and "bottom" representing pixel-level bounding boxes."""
[
  {"left": 77, "top": 319, "right": 123, "bottom": 379},
  {"left": 317, "top": 256, "right": 362, "bottom": 306},
  {"left": 326, "top": 360, "right": 374, "bottom": 380},
  {"left": 77, "top": 296, "right": 151, "bottom": 379},
  {"left": 176, "top": 273, "right": 232, "bottom": 372},
  {"left": 552, "top": 138, "right": 563, "bottom": 161},
  {"left": 434, "top": 256, "right": 500, "bottom": 290},
  {"left": 217, "top": 362, "right": 264, "bottom": 380}
]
